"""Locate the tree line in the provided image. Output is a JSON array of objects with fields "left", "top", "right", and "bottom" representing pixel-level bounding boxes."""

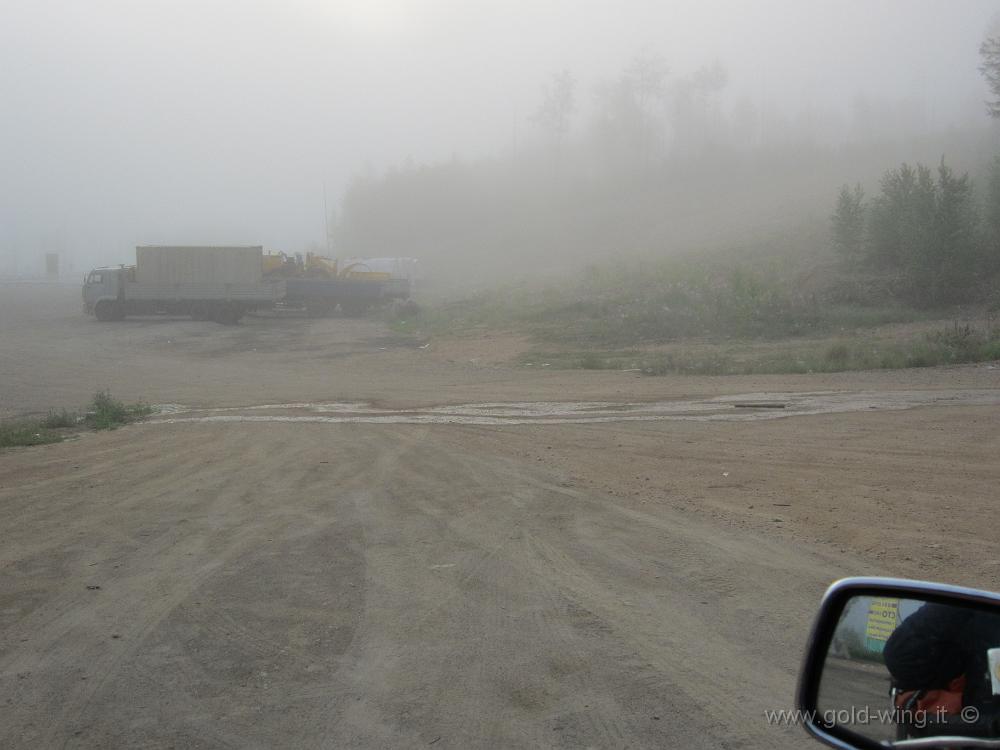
[
  {"left": 831, "top": 159, "right": 1000, "bottom": 307},
  {"left": 334, "top": 33, "right": 1000, "bottom": 293}
]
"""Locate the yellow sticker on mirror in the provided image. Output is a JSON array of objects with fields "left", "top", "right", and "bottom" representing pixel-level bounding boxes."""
[{"left": 864, "top": 597, "right": 899, "bottom": 653}]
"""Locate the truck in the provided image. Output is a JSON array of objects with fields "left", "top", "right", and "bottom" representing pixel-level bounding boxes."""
[
  {"left": 82, "top": 246, "right": 283, "bottom": 324},
  {"left": 263, "top": 252, "right": 414, "bottom": 317}
]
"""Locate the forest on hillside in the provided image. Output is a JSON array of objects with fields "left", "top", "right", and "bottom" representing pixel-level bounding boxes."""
[{"left": 333, "top": 50, "right": 1000, "bottom": 310}]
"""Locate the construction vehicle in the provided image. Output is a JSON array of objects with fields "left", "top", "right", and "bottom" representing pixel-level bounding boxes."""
[
  {"left": 263, "top": 252, "right": 413, "bottom": 317},
  {"left": 82, "top": 246, "right": 283, "bottom": 324},
  {"left": 82, "top": 246, "right": 415, "bottom": 323}
]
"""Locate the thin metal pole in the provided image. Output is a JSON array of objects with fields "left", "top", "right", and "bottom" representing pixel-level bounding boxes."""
[{"left": 323, "top": 182, "right": 331, "bottom": 253}]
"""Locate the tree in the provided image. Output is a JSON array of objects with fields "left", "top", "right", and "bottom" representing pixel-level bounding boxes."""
[
  {"left": 624, "top": 55, "right": 670, "bottom": 117},
  {"left": 670, "top": 62, "right": 728, "bottom": 157},
  {"left": 867, "top": 160, "right": 980, "bottom": 306},
  {"left": 984, "top": 158, "right": 1000, "bottom": 273},
  {"left": 592, "top": 55, "right": 669, "bottom": 169},
  {"left": 868, "top": 163, "right": 935, "bottom": 271},
  {"left": 979, "top": 36, "right": 1000, "bottom": 118},
  {"left": 532, "top": 70, "right": 576, "bottom": 147},
  {"left": 926, "top": 161, "right": 978, "bottom": 303},
  {"left": 831, "top": 184, "right": 865, "bottom": 263}
]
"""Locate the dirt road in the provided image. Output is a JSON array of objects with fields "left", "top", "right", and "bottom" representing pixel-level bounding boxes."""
[{"left": 1, "top": 284, "right": 998, "bottom": 748}]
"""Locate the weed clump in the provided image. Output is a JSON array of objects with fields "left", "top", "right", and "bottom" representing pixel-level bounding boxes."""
[
  {"left": 41, "top": 408, "right": 78, "bottom": 429},
  {"left": 84, "top": 391, "right": 153, "bottom": 430},
  {"left": 0, "top": 421, "right": 64, "bottom": 448},
  {"left": 1, "top": 390, "right": 155, "bottom": 450}
]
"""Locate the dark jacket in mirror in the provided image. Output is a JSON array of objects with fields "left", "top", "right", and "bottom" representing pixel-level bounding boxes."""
[{"left": 884, "top": 603, "right": 1000, "bottom": 735}]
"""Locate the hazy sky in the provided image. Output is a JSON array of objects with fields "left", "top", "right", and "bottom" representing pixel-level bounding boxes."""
[{"left": 2, "top": 0, "right": 998, "bottom": 270}]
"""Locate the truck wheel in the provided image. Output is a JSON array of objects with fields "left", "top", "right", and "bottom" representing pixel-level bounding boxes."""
[
  {"left": 212, "top": 304, "right": 241, "bottom": 325},
  {"left": 94, "top": 301, "right": 115, "bottom": 322}
]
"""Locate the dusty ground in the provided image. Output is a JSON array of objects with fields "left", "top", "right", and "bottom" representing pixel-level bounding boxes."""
[{"left": 1, "top": 283, "right": 998, "bottom": 749}]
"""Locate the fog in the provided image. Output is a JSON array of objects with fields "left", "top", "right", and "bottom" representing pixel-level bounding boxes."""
[{"left": 1, "top": 0, "right": 998, "bottom": 279}]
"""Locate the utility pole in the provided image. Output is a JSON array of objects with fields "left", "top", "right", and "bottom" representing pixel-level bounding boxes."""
[{"left": 323, "top": 182, "right": 332, "bottom": 254}]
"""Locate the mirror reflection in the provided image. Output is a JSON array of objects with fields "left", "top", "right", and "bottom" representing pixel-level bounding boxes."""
[{"left": 819, "top": 595, "right": 1000, "bottom": 744}]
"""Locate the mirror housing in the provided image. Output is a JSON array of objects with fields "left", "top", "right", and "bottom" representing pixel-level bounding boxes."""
[{"left": 797, "top": 577, "right": 1000, "bottom": 750}]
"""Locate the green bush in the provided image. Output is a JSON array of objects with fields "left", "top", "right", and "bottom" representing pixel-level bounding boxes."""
[{"left": 85, "top": 391, "right": 153, "bottom": 430}]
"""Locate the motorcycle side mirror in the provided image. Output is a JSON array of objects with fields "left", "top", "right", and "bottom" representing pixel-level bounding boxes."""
[{"left": 797, "top": 577, "right": 1000, "bottom": 750}]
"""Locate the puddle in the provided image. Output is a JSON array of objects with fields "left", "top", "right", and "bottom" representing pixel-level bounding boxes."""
[{"left": 150, "top": 390, "right": 1000, "bottom": 427}]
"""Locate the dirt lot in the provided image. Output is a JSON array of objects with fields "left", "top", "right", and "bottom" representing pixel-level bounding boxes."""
[{"left": 1, "top": 283, "right": 999, "bottom": 748}]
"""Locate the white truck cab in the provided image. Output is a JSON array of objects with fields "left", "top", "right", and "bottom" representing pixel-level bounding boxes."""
[{"left": 82, "top": 267, "right": 130, "bottom": 320}]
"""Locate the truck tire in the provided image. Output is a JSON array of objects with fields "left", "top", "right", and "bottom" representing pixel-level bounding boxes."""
[
  {"left": 94, "top": 301, "right": 116, "bottom": 322},
  {"left": 212, "top": 304, "right": 242, "bottom": 325}
]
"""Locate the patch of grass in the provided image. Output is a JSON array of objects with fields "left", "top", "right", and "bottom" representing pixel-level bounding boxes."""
[
  {"left": 383, "top": 301, "right": 455, "bottom": 338},
  {"left": 0, "top": 420, "right": 65, "bottom": 448},
  {"left": 385, "top": 315, "right": 419, "bottom": 336},
  {"left": 823, "top": 342, "right": 851, "bottom": 368},
  {"left": 84, "top": 390, "right": 153, "bottom": 430},
  {"left": 638, "top": 324, "right": 1000, "bottom": 376},
  {"left": 515, "top": 323, "right": 1000, "bottom": 377},
  {"left": 41, "top": 408, "right": 78, "bottom": 428},
  {"left": 517, "top": 349, "right": 646, "bottom": 371},
  {"left": 1, "top": 390, "right": 155, "bottom": 450},
  {"left": 641, "top": 351, "right": 745, "bottom": 376},
  {"left": 412, "top": 257, "right": 938, "bottom": 351},
  {"left": 818, "top": 304, "right": 934, "bottom": 330},
  {"left": 578, "top": 352, "right": 609, "bottom": 370}
]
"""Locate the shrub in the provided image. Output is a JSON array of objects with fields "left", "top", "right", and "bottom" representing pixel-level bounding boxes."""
[{"left": 84, "top": 391, "right": 153, "bottom": 430}]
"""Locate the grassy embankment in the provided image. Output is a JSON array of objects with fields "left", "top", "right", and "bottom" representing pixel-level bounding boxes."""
[
  {"left": 0, "top": 391, "right": 153, "bottom": 449},
  {"left": 391, "top": 259, "right": 1000, "bottom": 375}
]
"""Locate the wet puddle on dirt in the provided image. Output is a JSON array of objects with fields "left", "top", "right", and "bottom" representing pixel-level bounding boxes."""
[{"left": 150, "top": 390, "right": 1000, "bottom": 426}]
